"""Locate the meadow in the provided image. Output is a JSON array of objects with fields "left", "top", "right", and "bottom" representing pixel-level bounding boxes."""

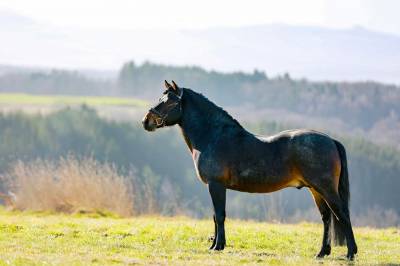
[
  {"left": 0, "top": 93, "right": 148, "bottom": 107},
  {"left": 0, "top": 209, "right": 399, "bottom": 265}
]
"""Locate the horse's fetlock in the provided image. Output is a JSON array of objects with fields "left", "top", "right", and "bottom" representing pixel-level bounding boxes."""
[{"left": 325, "top": 244, "right": 331, "bottom": 254}]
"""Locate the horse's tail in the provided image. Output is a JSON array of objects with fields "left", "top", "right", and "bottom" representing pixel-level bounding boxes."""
[{"left": 331, "top": 140, "right": 350, "bottom": 246}]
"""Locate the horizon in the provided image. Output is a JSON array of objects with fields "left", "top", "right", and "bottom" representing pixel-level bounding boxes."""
[
  {"left": 2, "top": 60, "right": 400, "bottom": 88},
  {"left": 1, "top": 0, "right": 400, "bottom": 84}
]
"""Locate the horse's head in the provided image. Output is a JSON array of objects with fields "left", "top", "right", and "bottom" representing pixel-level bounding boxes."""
[{"left": 142, "top": 80, "right": 183, "bottom": 131}]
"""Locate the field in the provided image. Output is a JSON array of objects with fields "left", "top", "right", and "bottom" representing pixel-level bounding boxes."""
[
  {"left": 0, "top": 210, "right": 399, "bottom": 265},
  {"left": 0, "top": 93, "right": 148, "bottom": 107}
]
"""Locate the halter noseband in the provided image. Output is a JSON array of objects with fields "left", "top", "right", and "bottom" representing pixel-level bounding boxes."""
[{"left": 149, "top": 90, "right": 183, "bottom": 127}]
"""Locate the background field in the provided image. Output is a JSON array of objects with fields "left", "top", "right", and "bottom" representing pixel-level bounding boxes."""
[
  {"left": 0, "top": 209, "right": 399, "bottom": 265},
  {"left": 0, "top": 93, "right": 147, "bottom": 107}
]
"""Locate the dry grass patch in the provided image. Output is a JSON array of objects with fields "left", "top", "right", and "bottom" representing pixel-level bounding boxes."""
[{"left": 3, "top": 156, "right": 134, "bottom": 216}]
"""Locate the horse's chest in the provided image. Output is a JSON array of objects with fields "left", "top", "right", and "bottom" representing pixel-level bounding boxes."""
[
  {"left": 191, "top": 149, "right": 224, "bottom": 184},
  {"left": 192, "top": 149, "right": 206, "bottom": 183}
]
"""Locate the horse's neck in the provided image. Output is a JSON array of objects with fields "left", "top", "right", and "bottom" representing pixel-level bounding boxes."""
[
  {"left": 178, "top": 93, "right": 240, "bottom": 152},
  {"left": 178, "top": 104, "right": 212, "bottom": 152}
]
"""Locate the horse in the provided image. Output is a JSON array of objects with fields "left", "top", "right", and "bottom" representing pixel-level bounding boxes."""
[{"left": 142, "top": 80, "right": 358, "bottom": 260}]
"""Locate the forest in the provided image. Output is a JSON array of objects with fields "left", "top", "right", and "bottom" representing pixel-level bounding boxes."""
[
  {"left": 0, "top": 61, "right": 399, "bottom": 226},
  {"left": 1, "top": 61, "right": 399, "bottom": 148}
]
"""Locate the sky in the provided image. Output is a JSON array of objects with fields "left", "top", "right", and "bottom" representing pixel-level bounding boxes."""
[
  {"left": 1, "top": 0, "right": 399, "bottom": 84},
  {"left": 0, "top": 0, "right": 399, "bottom": 35}
]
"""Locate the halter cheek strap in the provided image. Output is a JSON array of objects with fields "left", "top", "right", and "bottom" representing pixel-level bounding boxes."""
[
  {"left": 149, "top": 90, "right": 183, "bottom": 127},
  {"left": 149, "top": 107, "right": 166, "bottom": 127}
]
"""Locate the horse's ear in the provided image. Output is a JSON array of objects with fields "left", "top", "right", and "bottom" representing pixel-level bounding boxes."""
[
  {"left": 171, "top": 80, "right": 179, "bottom": 90},
  {"left": 171, "top": 80, "right": 182, "bottom": 97},
  {"left": 164, "top": 80, "right": 172, "bottom": 89}
]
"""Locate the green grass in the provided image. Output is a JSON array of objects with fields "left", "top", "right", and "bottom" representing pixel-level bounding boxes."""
[
  {"left": 0, "top": 93, "right": 148, "bottom": 107},
  {"left": 0, "top": 210, "right": 399, "bottom": 265}
]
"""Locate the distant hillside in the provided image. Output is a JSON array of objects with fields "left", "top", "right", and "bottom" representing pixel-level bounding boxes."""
[
  {"left": 184, "top": 24, "right": 400, "bottom": 83},
  {"left": 117, "top": 62, "right": 400, "bottom": 149},
  {"left": 1, "top": 11, "right": 400, "bottom": 83},
  {"left": 1, "top": 61, "right": 400, "bottom": 149}
]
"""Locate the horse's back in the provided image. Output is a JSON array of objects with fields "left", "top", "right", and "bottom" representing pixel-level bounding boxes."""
[
  {"left": 256, "top": 129, "right": 330, "bottom": 144},
  {"left": 257, "top": 129, "right": 340, "bottom": 172},
  {"left": 256, "top": 129, "right": 338, "bottom": 159}
]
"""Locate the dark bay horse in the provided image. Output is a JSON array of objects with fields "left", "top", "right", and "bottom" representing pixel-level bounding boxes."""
[{"left": 142, "top": 81, "right": 358, "bottom": 260}]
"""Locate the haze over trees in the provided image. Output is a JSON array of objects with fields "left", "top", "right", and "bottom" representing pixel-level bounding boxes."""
[
  {"left": 1, "top": 61, "right": 399, "bottom": 148},
  {"left": 0, "top": 61, "right": 399, "bottom": 226}
]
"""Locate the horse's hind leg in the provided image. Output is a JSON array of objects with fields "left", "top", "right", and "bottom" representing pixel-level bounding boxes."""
[
  {"left": 310, "top": 189, "right": 332, "bottom": 258},
  {"left": 316, "top": 188, "right": 357, "bottom": 260}
]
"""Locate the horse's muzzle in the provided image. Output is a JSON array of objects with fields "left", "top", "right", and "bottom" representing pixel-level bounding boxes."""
[{"left": 142, "top": 115, "right": 156, "bottom": 132}]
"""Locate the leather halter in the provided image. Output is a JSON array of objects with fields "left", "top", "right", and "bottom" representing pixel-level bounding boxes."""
[{"left": 149, "top": 90, "right": 183, "bottom": 127}]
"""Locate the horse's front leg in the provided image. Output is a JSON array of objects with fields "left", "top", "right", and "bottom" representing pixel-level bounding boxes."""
[{"left": 208, "top": 181, "right": 226, "bottom": 251}]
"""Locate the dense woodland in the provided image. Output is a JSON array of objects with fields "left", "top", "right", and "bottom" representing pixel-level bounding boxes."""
[
  {"left": 1, "top": 61, "right": 399, "bottom": 148},
  {"left": 0, "top": 62, "right": 399, "bottom": 226}
]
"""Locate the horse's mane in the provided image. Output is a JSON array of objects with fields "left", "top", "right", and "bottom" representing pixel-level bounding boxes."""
[{"left": 184, "top": 88, "right": 244, "bottom": 129}]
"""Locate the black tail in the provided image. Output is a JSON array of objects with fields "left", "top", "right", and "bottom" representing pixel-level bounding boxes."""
[{"left": 331, "top": 140, "right": 350, "bottom": 246}]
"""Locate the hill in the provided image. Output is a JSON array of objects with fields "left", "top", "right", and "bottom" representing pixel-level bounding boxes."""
[
  {"left": 0, "top": 210, "right": 399, "bottom": 265},
  {"left": 2, "top": 61, "right": 400, "bottom": 149},
  {"left": 1, "top": 11, "right": 400, "bottom": 83}
]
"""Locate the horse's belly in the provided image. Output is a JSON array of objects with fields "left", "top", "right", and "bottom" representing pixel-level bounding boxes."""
[
  {"left": 223, "top": 168, "right": 302, "bottom": 193},
  {"left": 193, "top": 148, "right": 304, "bottom": 192},
  {"left": 225, "top": 177, "right": 292, "bottom": 193}
]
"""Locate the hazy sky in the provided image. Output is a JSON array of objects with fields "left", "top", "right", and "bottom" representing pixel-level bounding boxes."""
[
  {"left": 1, "top": 0, "right": 399, "bottom": 84},
  {"left": 1, "top": 0, "right": 399, "bottom": 35}
]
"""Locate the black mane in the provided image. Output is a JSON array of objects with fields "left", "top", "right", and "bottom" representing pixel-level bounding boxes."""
[{"left": 183, "top": 88, "right": 244, "bottom": 129}]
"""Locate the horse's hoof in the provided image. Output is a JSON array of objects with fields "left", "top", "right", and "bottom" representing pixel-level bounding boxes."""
[
  {"left": 346, "top": 246, "right": 357, "bottom": 261},
  {"left": 346, "top": 253, "right": 355, "bottom": 261},
  {"left": 315, "top": 245, "right": 331, "bottom": 258},
  {"left": 209, "top": 243, "right": 216, "bottom": 250},
  {"left": 211, "top": 242, "right": 225, "bottom": 251}
]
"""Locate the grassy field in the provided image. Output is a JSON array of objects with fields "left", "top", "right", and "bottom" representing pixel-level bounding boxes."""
[
  {"left": 0, "top": 210, "right": 399, "bottom": 265},
  {"left": 0, "top": 93, "right": 148, "bottom": 107}
]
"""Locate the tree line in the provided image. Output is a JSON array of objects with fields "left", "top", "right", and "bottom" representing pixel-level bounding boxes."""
[{"left": 1, "top": 61, "right": 399, "bottom": 148}]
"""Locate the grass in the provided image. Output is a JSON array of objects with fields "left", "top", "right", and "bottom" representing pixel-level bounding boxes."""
[
  {"left": 0, "top": 210, "right": 399, "bottom": 265},
  {"left": 0, "top": 93, "right": 148, "bottom": 107}
]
